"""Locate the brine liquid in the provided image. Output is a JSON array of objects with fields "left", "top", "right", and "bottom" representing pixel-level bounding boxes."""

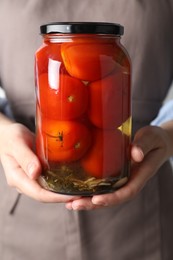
[{"left": 35, "top": 35, "right": 131, "bottom": 195}]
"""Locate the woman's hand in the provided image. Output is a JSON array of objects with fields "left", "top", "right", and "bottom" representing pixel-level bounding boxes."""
[
  {"left": 0, "top": 121, "right": 80, "bottom": 203},
  {"left": 65, "top": 124, "right": 173, "bottom": 210}
]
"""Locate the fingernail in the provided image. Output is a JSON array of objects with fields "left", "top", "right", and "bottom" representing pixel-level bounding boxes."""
[
  {"left": 137, "top": 148, "right": 144, "bottom": 161},
  {"left": 27, "top": 162, "right": 37, "bottom": 178},
  {"left": 92, "top": 199, "right": 108, "bottom": 206},
  {"left": 132, "top": 146, "right": 144, "bottom": 162},
  {"left": 65, "top": 204, "right": 73, "bottom": 211}
]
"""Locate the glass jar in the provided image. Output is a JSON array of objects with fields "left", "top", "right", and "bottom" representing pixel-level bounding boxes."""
[{"left": 35, "top": 22, "right": 131, "bottom": 196}]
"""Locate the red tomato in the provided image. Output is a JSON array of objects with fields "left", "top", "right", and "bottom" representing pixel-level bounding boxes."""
[
  {"left": 36, "top": 103, "right": 45, "bottom": 164},
  {"left": 61, "top": 38, "right": 117, "bottom": 81},
  {"left": 81, "top": 128, "right": 124, "bottom": 178},
  {"left": 37, "top": 73, "right": 89, "bottom": 120},
  {"left": 88, "top": 71, "right": 130, "bottom": 129},
  {"left": 41, "top": 120, "right": 92, "bottom": 162},
  {"left": 35, "top": 43, "right": 63, "bottom": 75}
]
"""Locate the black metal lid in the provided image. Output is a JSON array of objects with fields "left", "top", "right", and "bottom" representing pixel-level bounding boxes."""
[{"left": 40, "top": 22, "right": 124, "bottom": 35}]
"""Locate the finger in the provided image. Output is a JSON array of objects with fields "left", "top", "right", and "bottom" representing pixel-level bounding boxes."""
[
  {"left": 131, "top": 126, "right": 162, "bottom": 163},
  {"left": 91, "top": 176, "right": 140, "bottom": 207},
  {"left": 1, "top": 154, "right": 80, "bottom": 203},
  {"left": 92, "top": 147, "right": 164, "bottom": 207},
  {"left": 68, "top": 147, "right": 163, "bottom": 210},
  {"left": 9, "top": 137, "right": 42, "bottom": 179},
  {"left": 66, "top": 197, "right": 102, "bottom": 211},
  {"left": 67, "top": 151, "right": 156, "bottom": 210},
  {"left": 131, "top": 145, "right": 144, "bottom": 163}
]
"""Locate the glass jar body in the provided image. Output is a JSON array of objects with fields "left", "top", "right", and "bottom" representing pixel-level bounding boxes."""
[{"left": 35, "top": 32, "right": 131, "bottom": 195}]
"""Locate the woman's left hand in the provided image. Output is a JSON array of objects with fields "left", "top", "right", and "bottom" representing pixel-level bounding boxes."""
[{"left": 65, "top": 124, "right": 173, "bottom": 210}]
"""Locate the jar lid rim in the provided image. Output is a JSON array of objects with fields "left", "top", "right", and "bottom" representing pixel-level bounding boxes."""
[{"left": 40, "top": 22, "right": 124, "bottom": 35}]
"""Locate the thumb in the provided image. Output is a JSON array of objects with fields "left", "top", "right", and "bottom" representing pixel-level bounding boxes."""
[
  {"left": 9, "top": 135, "right": 42, "bottom": 179},
  {"left": 131, "top": 126, "right": 161, "bottom": 163}
]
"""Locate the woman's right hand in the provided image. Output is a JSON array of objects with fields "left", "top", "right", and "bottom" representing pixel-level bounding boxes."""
[{"left": 0, "top": 121, "right": 80, "bottom": 203}]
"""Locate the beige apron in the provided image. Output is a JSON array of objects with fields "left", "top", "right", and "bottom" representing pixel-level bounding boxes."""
[{"left": 0, "top": 0, "right": 173, "bottom": 259}]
